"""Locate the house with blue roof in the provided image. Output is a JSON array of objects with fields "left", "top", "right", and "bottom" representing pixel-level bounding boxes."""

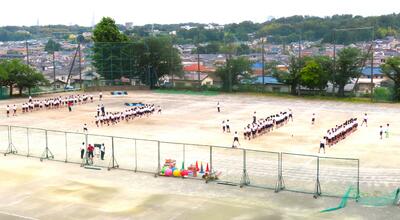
[
  {"left": 241, "top": 75, "right": 290, "bottom": 93},
  {"left": 361, "top": 67, "right": 384, "bottom": 78}
]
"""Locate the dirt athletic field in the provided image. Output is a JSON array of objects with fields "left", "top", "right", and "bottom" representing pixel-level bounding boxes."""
[
  {"left": 0, "top": 90, "right": 399, "bottom": 219},
  {"left": 1, "top": 90, "right": 399, "bottom": 167}
]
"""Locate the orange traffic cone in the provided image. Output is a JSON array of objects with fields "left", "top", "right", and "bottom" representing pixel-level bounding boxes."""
[
  {"left": 195, "top": 161, "right": 199, "bottom": 171},
  {"left": 206, "top": 163, "right": 210, "bottom": 173}
]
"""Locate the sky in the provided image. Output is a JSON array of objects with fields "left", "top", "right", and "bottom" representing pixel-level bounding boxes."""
[{"left": 0, "top": 0, "right": 399, "bottom": 26}]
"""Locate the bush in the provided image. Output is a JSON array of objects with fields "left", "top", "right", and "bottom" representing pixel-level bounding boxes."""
[{"left": 373, "top": 87, "right": 393, "bottom": 102}]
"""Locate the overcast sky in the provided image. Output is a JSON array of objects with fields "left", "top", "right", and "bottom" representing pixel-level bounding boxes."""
[{"left": 0, "top": 0, "right": 398, "bottom": 26}]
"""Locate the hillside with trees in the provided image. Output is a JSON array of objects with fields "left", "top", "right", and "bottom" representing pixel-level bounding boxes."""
[{"left": 2, "top": 14, "right": 399, "bottom": 44}]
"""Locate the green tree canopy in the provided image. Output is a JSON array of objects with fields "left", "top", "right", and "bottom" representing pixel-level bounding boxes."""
[
  {"left": 216, "top": 56, "right": 252, "bottom": 91},
  {"left": 381, "top": 57, "right": 400, "bottom": 101},
  {"left": 300, "top": 57, "right": 331, "bottom": 91},
  {"left": 0, "top": 59, "right": 48, "bottom": 96},
  {"left": 92, "top": 17, "right": 128, "bottom": 42},
  {"left": 274, "top": 56, "right": 305, "bottom": 95},
  {"left": 44, "top": 39, "right": 61, "bottom": 53},
  {"left": 334, "top": 47, "right": 363, "bottom": 96},
  {"left": 15, "top": 65, "right": 48, "bottom": 95}
]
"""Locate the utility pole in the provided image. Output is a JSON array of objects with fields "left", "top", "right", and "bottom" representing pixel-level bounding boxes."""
[
  {"left": 53, "top": 52, "right": 56, "bottom": 90},
  {"left": 78, "top": 43, "right": 82, "bottom": 89},
  {"left": 333, "top": 31, "right": 336, "bottom": 95},
  {"left": 170, "top": 36, "right": 174, "bottom": 88},
  {"left": 370, "top": 28, "right": 375, "bottom": 101},
  {"left": 197, "top": 29, "right": 201, "bottom": 89},
  {"left": 298, "top": 31, "right": 302, "bottom": 59},
  {"left": 261, "top": 38, "right": 265, "bottom": 85},
  {"left": 25, "top": 38, "right": 29, "bottom": 65},
  {"left": 297, "top": 30, "right": 302, "bottom": 95}
]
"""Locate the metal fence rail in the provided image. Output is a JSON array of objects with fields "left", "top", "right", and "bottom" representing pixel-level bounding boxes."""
[{"left": 1, "top": 125, "right": 361, "bottom": 199}]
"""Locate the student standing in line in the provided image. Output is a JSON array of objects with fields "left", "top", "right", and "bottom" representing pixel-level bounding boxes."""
[
  {"left": 100, "top": 143, "right": 105, "bottom": 160},
  {"left": 80, "top": 142, "right": 85, "bottom": 160},
  {"left": 311, "top": 113, "right": 316, "bottom": 125},
  {"left": 232, "top": 131, "right": 240, "bottom": 148},
  {"left": 385, "top": 124, "right": 389, "bottom": 138},
  {"left": 319, "top": 137, "right": 326, "bottom": 154}
]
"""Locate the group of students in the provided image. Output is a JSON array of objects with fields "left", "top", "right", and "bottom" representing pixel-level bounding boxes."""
[
  {"left": 95, "top": 104, "right": 160, "bottom": 127},
  {"left": 243, "top": 110, "right": 292, "bottom": 140},
  {"left": 319, "top": 118, "right": 359, "bottom": 153},
  {"left": 5, "top": 104, "right": 17, "bottom": 117},
  {"left": 5, "top": 94, "right": 95, "bottom": 117},
  {"left": 80, "top": 142, "right": 106, "bottom": 164}
]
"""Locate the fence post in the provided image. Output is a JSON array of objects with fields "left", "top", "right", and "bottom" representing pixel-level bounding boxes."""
[
  {"left": 209, "top": 146, "right": 213, "bottom": 172},
  {"left": 314, "top": 157, "right": 322, "bottom": 198},
  {"left": 112, "top": 137, "right": 115, "bottom": 168},
  {"left": 275, "top": 153, "right": 284, "bottom": 192},
  {"left": 240, "top": 149, "right": 250, "bottom": 187},
  {"left": 26, "top": 127, "right": 30, "bottom": 157},
  {"left": 107, "top": 136, "right": 119, "bottom": 170},
  {"left": 134, "top": 139, "right": 137, "bottom": 172},
  {"left": 64, "top": 132, "right": 68, "bottom": 162},
  {"left": 357, "top": 159, "right": 360, "bottom": 200},
  {"left": 155, "top": 141, "right": 161, "bottom": 177},
  {"left": 183, "top": 144, "right": 186, "bottom": 168}
]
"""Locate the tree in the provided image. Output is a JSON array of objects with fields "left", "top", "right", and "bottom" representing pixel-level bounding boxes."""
[
  {"left": 0, "top": 63, "right": 8, "bottom": 86},
  {"left": 274, "top": 56, "right": 305, "bottom": 95},
  {"left": 334, "top": 48, "right": 363, "bottom": 97},
  {"left": 236, "top": 44, "right": 251, "bottom": 55},
  {"left": 15, "top": 66, "right": 48, "bottom": 95},
  {"left": 381, "top": 57, "right": 400, "bottom": 101},
  {"left": 92, "top": 17, "right": 129, "bottom": 80},
  {"left": 92, "top": 17, "right": 128, "bottom": 42},
  {"left": 300, "top": 56, "right": 331, "bottom": 92},
  {"left": 1, "top": 59, "right": 21, "bottom": 96},
  {"left": 45, "top": 39, "right": 61, "bottom": 86},
  {"left": 137, "top": 36, "right": 182, "bottom": 89},
  {"left": 216, "top": 57, "right": 252, "bottom": 91},
  {"left": 0, "top": 59, "right": 47, "bottom": 96}
]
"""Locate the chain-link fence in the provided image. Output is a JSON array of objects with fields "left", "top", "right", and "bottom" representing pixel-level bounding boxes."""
[{"left": 3, "top": 124, "right": 386, "bottom": 201}]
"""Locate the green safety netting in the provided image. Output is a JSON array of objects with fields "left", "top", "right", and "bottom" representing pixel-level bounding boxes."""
[
  {"left": 321, "top": 186, "right": 354, "bottom": 212},
  {"left": 358, "top": 188, "right": 400, "bottom": 207},
  {"left": 321, "top": 187, "right": 400, "bottom": 212}
]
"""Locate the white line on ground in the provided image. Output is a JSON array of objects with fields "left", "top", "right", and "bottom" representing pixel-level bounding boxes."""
[{"left": 0, "top": 210, "right": 39, "bottom": 220}]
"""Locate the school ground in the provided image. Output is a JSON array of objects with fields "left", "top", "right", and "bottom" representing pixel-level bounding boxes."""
[{"left": 0, "top": 90, "right": 399, "bottom": 219}]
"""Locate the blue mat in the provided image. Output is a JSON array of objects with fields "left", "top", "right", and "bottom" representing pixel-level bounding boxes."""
[
  {"left": 111, "top": 91, "right": 128, "bottom": 96},
  {"left": 125, "top": 103, "right": 144, "bottom": 107}
]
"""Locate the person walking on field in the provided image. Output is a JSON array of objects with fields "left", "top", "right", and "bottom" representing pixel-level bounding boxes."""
[
  {"left": 217, "top": 102, "right": 221, "bottom": 113},
  {"left": 232, "top": 131, "right": 240, "bottom": 148},
  {"left": 385, "top": 124, "right": 389, "bottom": 138},
  {"left": 83, "top": 124, "right": 88, "bottom": 133},
  {"left": 361, "top": 113, "right": 368, "bottom": 127},
  {"left": 6, "top": 105, "right": 10, "bottom": 117},
  {"left": 379, "top": 125, "right": 383, "bottom": 140},
  {"left": 100, "top": 143, "right": 105, "bottom": 160},
  {"left": 311, "top": 113, "right": 316, "bottom": 125},
  {"left": 319, "top": 137, "right": 326, "bottom": 154},
  {"left": 68, "top": 101, "right": 73, "bottom": 112},
  {"left": 87, "top": 144, "right": 95, "bottom": 164},
  {"left": 80, "top": 142, "right": 85, "bottom": 160}
]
